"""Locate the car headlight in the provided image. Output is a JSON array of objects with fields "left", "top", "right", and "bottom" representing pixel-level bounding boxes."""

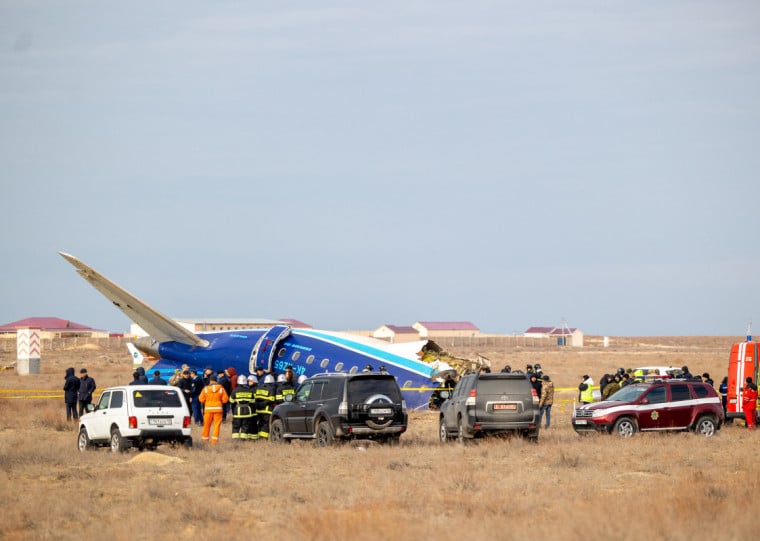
[{"left": 591, "top": 409, "right": 607, "bottom": 418}]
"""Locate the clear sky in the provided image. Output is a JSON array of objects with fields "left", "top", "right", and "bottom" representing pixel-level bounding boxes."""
[{"left": 2, "top": 2, "right": 759, "bottom": 337}]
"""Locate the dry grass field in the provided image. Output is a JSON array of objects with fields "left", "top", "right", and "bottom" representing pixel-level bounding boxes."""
[{"left": 0, "top": 336, "right": 757, "bottom": 541}]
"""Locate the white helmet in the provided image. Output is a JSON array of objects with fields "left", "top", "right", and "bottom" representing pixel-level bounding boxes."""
[
  {"left": 277, "top": 374, "right": 287, "bottom": 383},
  {"left": 297, "top": 375, "right": 307, "bottom": 385},
  {"left": 263, "top": 374, "right": 274, "bottom": 384},
  {"left": 247, "top": 375, "right": 258, "bottom": 384},
  {"left": 237, "top": 374, "right": 247, "bottom": 385}
]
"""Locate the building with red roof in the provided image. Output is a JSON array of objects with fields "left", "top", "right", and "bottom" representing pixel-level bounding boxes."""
[{"left": 0, "top": 317, "right": 103, "bottom": 338}]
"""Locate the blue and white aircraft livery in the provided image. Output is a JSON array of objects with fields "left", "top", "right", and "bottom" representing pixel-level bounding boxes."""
[{"left": 59, "top": 252, "right": 452, "bottom": 410}]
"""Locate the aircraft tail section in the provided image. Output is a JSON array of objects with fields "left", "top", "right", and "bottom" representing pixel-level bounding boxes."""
[
  {"left": 59, "top": 252, "right": 208, "bottom": 348},
  {"left": 126, "top": 342, "right": 145, "bottom": 368}
]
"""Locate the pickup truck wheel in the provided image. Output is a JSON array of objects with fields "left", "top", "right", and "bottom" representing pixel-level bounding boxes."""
[
  {"left": 316, "top": 420, "right": 334, "bottom": 447},
  {"left": 270, "top": 419, "right": 289, "bottom": 444},
  {"left": 439, "top": 417, "right": 450, "bottom": 443},
  {"left": 694, "top": 416, "right": 716, "bottom": 437},
  {"left": 612, "top": 417, "right": 636, "bottom": 438},
  {"left": 110, "top": 428, "right": 128, "bottom": 453},
  {"left": 77, "top": 427, "right": 92, "bottom": 451}
]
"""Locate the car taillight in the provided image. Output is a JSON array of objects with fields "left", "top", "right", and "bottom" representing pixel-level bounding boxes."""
[
  {"left": 401, "top": 400, "right": 407, "bottom": 413},
  {"left": 129, "top": 416, "right": 137, "bottom": 429},
  {"left": 465, "top": 388, "right": 476, "bottom": 407},
  {"left": 183, "top": 416, "right": 190, "bottom": 428},
  {"left": 338, "top": 401, "right": 348, "bottom": 415},
  {"left": 531, "top": 388, "right": 539, "bottom": 405}
]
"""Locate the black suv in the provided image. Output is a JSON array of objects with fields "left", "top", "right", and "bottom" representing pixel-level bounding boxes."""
[
  {"left": 269, "top": 372, "right": 408, "bottom": 446},
  {"left": 439, "top": 372, "right": 540, "bottom": 442}
]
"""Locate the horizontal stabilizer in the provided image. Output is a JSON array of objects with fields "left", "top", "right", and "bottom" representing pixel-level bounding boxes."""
[{"left": 59, "top": 252, "right": 208, "bottom": 348}]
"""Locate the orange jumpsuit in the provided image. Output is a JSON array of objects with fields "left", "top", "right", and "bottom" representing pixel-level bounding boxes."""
[
  {"left": 199, "top": 382, "right": 229, "bottom": 444},
  {"left": 743, "top": 385, "right": 758, "bottom": 430}
]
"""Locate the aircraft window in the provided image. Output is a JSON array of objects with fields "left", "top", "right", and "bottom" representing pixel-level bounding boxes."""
[
  {"left": 291, "top": 351, "right": 301, "bottom": 362},
  {"left": 403, "top": 380, "right": 413, "bottom": 388},
  {"left": 349, "top": 366, "right": 358, "bottom": 374},
  {"left": 278, "top": 348, "right": 286, "bottom": 358},
  {"left": 306, "top": 355, "right": 315, "bottom": 365},
  {"left": 320, "top": 358, "right": 329, "bottom": 369},
  {"left": 335, "top": 362, "right": 344, "bottom": 371}
]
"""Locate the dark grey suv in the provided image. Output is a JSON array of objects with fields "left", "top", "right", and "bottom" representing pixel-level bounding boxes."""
[
  {"left": 439, "top": 373, "right": 540, "bottom": 442},
  {"left": 269, "top": 373, "right": 408, "bottom": 446}
]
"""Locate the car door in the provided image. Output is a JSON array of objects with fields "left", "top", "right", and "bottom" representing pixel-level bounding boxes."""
[
  {"left": 87, "top": 390, "right": 112, "bottom": 440},
  {"left": 302, "top": 380, "right": 328, "bottom": 434},
  {"left": 637, "top": 385, "right": 666, "bottom": 430},
  {"left": 444, "top": 375, "right": 471, "bottom": 432},
  {"left": 663, "top": 383, "right": 693, "bottom": 429},
  {"left": 284, "top": 381, "right": 313, "bottom": 434}
]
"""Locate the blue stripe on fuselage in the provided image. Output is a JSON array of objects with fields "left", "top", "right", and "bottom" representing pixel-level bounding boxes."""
[{"left": 294, "top": 329, "right": 434, "bottom": 378}]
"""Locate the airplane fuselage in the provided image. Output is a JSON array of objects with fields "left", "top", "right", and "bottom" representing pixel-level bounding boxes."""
[{"left": 145, "top": 328, "right": 438, "bottom": 410}]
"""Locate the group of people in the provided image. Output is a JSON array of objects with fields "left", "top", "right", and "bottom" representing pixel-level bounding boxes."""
[
  {"left": 577, "top": 365, "right": 759, "bottom": 431},
  {"left": 190, "top": 364, "right": 303, "bottom": 445},
  {"left": 62, "top": 367, "right": 96, "bottom": 421}
]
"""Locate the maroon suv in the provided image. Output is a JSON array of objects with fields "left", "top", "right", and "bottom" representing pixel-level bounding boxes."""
[{"left": 572, "top": 380, "right": 724, "bottom": 437}]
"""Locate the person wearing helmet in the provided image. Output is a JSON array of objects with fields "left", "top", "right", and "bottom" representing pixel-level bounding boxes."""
[
  {"left": 255, "top": 374, "right": 277, "bottom": 439},
  {"left": 297, "top": 374, "right": 307, "bottom": 385},
  {"left": 246, "top": 375, "right": 259, "bottom": 440},
  {"left": 275, "top": 372, "right": 295, "bottom": 405},
  {"left": 362, "top": 364, "right": 373, "bottom": 373},
  {"left": 229, "top": 375, "right": 255, "bottom": 440}
]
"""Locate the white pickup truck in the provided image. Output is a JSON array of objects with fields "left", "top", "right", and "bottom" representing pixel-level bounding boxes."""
[{"left": 77, "top": 385, "right": 193, "bottom": 452}]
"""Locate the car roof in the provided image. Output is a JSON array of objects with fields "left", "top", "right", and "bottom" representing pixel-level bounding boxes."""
[
  {"left": 102, "top": 385, "right": 181, "bottom": 391},
  {"left": 476, "top": 373, "right": 529, "bottom": 380},
  {"left": 309, "top": 372, "right": 395, "bottom": 379}
]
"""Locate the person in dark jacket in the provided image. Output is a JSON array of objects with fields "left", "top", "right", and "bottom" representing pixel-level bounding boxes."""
[
  {"left": 63, "top": 367, "right": 80, "bottom": 421},
  {"left": 176, "top": 370, "right": 194, "bottom": 412},
  {"left": 78, "top": 368, "right": 96, "bottom": 417},
  {"left": 129, "top": 371, "right": 142, "bottom": 385},
  {"left": 719, "top": 376, "right": 729, "bottom": 422},
  {"left": 191, "top": 369, "right": 205, "bottom": 425},
  {"left": 148, "top": 370, "right": 167, "bottom": 385},
  {"left": 135, "top": 366, "right": 148, "bottom": 384},
  {"left": 218, "top": 370, "right": 232, "bottom": 423},
  {"left": 529, "top": 373, "right": 542, "bottom": 400}
]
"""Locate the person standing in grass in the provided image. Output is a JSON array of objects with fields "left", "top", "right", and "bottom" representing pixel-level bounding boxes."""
[
  {"left": 742, "top": 377, "right": 758, "bottom": 431},
  {"left": 538, "top": 375, "right": 554, "bottom": 429},
  {"left": 199, "top": 374, "right": 229, "bottom": 445},
  {"left": 77, "top": 368, "right": 96, "bottom": 417},
  {"left": 63, "top": 367, "right": 80, "bottom": 421},
  {"left": 578, "top": 375, "right": 594, "bottom": 404}
]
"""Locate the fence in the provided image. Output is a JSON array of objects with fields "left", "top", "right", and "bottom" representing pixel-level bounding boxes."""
[{"left": 0, "top": 336, "right": 131, "bottom": 353}]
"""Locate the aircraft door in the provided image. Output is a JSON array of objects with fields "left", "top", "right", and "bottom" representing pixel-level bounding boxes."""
[{"left": 249, "top": 325, "right": 292, "bottom": 374}]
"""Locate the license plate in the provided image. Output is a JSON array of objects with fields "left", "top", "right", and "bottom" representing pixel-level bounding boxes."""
[
  {"left": 371, "top": 408, "right": 392, "bottom": 415},
  {"left": 494, "top": 403, "right": 516, "bottom": 411},
  {"left": 575, "top": 420, "right": 588, "bottom": 425},
  {"left": 149, "top": 418, "right": 172, "bottom": 426}
]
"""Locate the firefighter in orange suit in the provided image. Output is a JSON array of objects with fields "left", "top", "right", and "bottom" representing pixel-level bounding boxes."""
[
  {"left": 742, "top": 377, "right": 758, "bottom": 431},
  {"left": 199, "top": 374, "right": 229, "bottom": 444}
]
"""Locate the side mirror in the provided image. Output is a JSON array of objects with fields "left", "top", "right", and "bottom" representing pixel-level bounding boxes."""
[
  {"left": 86, "top": 404, "right": 96, "bottom": 413},
  {"left": 284, "top": 393, "right": 294, "bottom": 403},
  {"left": 640, "top": 398, "right": 649, "bottom": 405},
  {"left": 439, "top": 390, "right": 451, "bottom": 400}
]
